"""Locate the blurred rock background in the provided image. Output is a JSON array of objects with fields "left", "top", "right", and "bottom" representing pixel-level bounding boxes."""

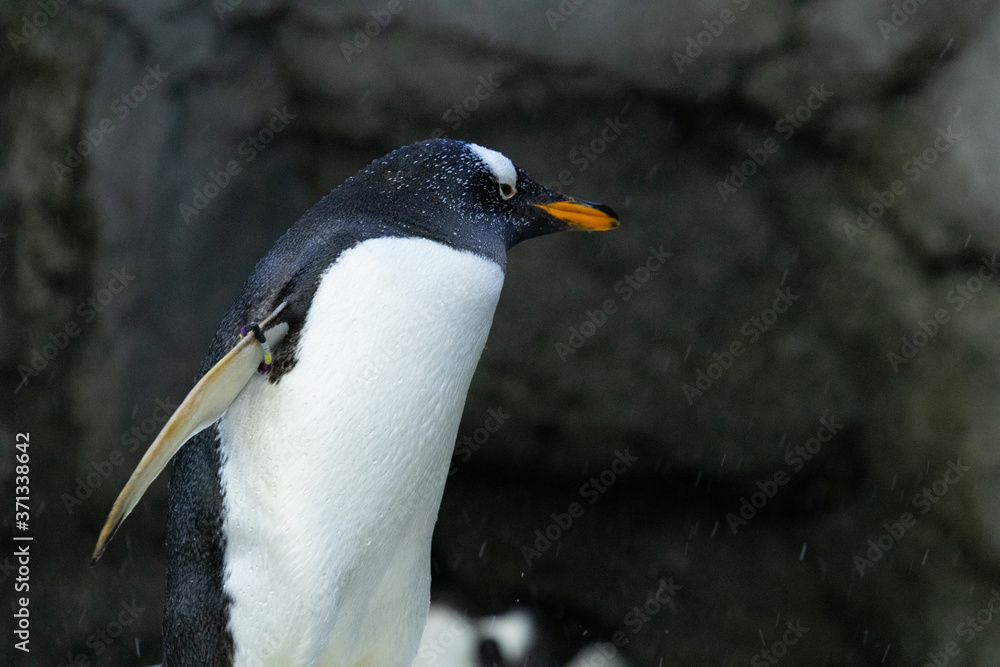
[{"left": 3, "top": 0, "right": 1000, "bottom": 665}]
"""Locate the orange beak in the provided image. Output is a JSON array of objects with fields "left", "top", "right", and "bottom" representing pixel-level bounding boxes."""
[{"left": 533, "top": 199, "right": 619, "bottom": 231}]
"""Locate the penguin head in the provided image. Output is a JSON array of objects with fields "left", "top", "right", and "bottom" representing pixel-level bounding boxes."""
[
  {"left": 343, "top": 139, "right": 618, "bottom": 262},
  {"left": 440, "top": 139, "right": 620, "bottom": 246}
]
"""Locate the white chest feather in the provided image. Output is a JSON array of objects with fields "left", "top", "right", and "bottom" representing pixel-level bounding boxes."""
[{"left": 218, "top": 236, "right": 504, "bottom": 666}]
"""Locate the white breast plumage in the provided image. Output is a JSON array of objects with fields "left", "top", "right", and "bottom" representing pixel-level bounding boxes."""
[{"left": 217, "top": 236, "right": 504, "bottom": 666}]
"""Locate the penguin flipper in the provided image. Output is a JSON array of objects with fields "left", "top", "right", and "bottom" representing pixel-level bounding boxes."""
[{"left": 91, "top": 308, "right": 289, "bottom": 564}]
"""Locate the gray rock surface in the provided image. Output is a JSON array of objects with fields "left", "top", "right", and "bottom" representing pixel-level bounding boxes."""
[{"left": 3, "top": 0, "right": 1000, "bottom": 664}]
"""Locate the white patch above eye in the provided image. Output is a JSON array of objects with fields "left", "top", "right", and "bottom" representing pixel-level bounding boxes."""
[{"left": 467, "top": 143, "right": 517, "bottom": 188}]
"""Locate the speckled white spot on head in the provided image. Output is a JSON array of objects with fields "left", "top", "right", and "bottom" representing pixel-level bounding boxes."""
[{"left": 467, "top": 143, "right": 517, "bottom": 188}]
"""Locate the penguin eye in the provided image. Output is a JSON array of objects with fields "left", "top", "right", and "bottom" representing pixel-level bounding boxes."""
[{"left": 498, "top": 182, "right": 516, "bottom": 200}]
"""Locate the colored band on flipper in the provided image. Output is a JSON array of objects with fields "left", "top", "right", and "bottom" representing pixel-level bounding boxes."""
[{"left": 240, "top": 323, "right": 273, "bottom": 371}]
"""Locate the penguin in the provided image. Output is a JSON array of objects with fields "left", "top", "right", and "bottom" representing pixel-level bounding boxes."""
[{"left": 92, "top": 138, "right": 618, "bottom": 666}]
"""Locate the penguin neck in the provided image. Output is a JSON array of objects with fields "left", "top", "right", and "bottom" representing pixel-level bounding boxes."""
[{"left": 216, "top": 236, "right": 505, "bottom": 664}]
